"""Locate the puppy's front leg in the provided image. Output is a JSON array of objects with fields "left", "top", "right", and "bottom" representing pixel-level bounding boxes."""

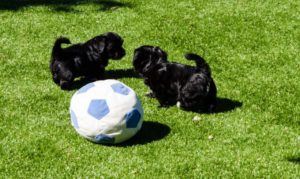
[
  {"left": 157, "top": 98, "right": 173, "bottom": 108},
  {"left": 158, "top": 102, "right": 171, "bottom": 108}
]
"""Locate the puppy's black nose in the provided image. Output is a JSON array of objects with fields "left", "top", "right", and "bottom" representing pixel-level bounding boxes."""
[
  {"left": 120, "top": 49, "right": 126, "bottom": 57},
  {"left": 113, "top": 49, "right": 125, "bottom": 60},
  {"left": 52, "top": 75, "right": 60, "bottom": 84},
  {"left": 60, "top": 81, "right": 71, "bottom": 90}
]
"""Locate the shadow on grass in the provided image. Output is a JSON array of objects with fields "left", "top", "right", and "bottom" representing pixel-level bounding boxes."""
[
  {"left": 0, "top": 0, "right": 133, "bottom": 12},
  {"left": 287, "top": 156, "right": 300, "bottom": 164},
  {"left": 63, "top": 68, "right": 140, "bottom": 91},
  {"left": 66, "top": 77, "right": 94, "bottom": 91},
  {"left": 105, "top": 68, "right": 140, "bottom": 79},
  {"left": 184, "top": 97, "right": 243, "bottom": 114},
  {"left": 214, "top": 97, "right": 243, "bottom": 113},
  {"left": 113, "top": 121, "right": 171, "bottom": 147}
]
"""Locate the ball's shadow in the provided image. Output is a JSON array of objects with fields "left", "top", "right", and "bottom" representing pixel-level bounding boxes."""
[{"left": 113, "top": 121, "right": 171, "bottom": 147}]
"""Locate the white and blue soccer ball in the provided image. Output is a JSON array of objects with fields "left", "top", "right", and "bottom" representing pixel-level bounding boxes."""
[{"left": 70, "top": 79, "right": 144, "bottom": 144}]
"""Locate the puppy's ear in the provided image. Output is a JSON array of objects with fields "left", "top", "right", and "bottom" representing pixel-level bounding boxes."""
[
  {"left": 98, "top": 40, "right": 106, "bottom": 53},
  {"left": 133, "top": 50, "right": 143, "bottom": 71},
  {"left": 93, "top": 36, "right": 106, "bottom": 53},
  {"left": 155, "top": 47, "right": 168, "bottom": 61}
]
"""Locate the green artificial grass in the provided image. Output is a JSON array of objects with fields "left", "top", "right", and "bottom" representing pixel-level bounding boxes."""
[{"left": 0, "top": 0, "right": 299, "bottom": 178}]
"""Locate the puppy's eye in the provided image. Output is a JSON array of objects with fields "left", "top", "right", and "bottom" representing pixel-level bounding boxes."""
[{"left": 53, "top": 68, "right": 59, "bottom": 74}]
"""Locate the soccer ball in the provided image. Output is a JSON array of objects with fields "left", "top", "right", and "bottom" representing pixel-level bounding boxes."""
[{"left": 70, "top": 79, "right": 144, "bottom": 144}]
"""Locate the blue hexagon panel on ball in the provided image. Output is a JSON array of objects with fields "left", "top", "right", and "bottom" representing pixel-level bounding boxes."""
[
  {"left": 70, "top": 79, "right": 144, "bottom": 144},
  {"left": 111, "top": 83, "right": 130, "bottom": 95},
  {"left": 126, "top": 109, "right": 142, "bottom": 128},
  {"left": 87, "top": 99, "right": 109, "bottom": 120}
]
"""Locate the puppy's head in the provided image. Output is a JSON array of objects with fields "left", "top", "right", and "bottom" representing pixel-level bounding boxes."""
[
  {"left": 101, "top": 32, "right": 125, "bottom": 60},
  {"left": 133, "top": 45, "right": 168, "bottom": 74}
]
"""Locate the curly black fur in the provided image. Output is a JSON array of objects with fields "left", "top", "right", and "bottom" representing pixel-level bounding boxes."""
[
  {"left": 50, "top": 32, "right": 125, "bottom": 89},
  {"left": 133, "top": 45, "right": 217, "bottom": 112}
]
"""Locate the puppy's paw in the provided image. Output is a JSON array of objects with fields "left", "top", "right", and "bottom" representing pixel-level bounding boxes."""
[
  {"left": 176, "top": 101, "right": 181, "bottom": 108},
  {"left": 145, "top": 91, "right": 155, "bottom": 98}
]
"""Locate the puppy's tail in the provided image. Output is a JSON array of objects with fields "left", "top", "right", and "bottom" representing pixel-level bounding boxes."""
[
  {"left": 52, "top": 37, "right": 71, "bottom": 53},
  {"left": 185, "top": 53, "right": 211, "bottom": 76}
]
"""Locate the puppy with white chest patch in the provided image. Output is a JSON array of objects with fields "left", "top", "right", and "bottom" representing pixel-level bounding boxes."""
[
  {"left": 50, "top": 32, "right": 125, "bottom": 89},
  {"left": 133, "top": 45, "right": 217, "bottom": 112}
]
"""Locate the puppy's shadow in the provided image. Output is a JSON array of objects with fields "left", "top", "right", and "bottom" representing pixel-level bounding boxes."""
[
  {"left": 67, "top": 78, "right": 93, "bottom": 91},
  {"left": 214, "top": 97, "right": 243, "bottom": 113},
  {"left": 189, "top": 97, "right": 242, "bottom": 114},
  {"left": 66, "top": 68, "right": 140, "bottom": 90},
  {"left": 287, "top": 156, "right": 300, "bottom": 164},
  {"left": 105, "top": 68, "right": 140, "bottom": 79},
  {"left": 112, "top": 121, "right": 171, "bottom": 147}
]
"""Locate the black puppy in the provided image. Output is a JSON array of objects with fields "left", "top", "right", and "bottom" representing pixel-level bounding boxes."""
[
  {"left": 50, "top": 32, "right": 125, "bottom": 89},
  {"left": 133, "top": 45, "right": 217, "bottom": 112}
]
